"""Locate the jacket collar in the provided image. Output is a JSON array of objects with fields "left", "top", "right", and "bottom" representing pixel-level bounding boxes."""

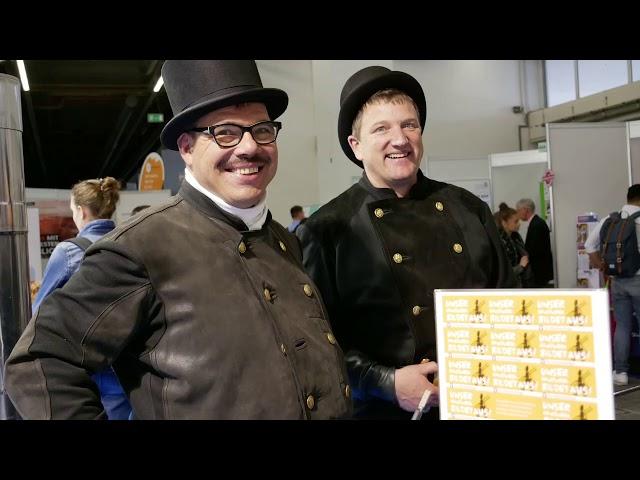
[
  {"left": 78, "top": 218, "right": 115, "bottom": 236},
  {"left": 358, "top": 169, "right": 432, "bottom": 201},
  {"left": 178, "top": 181, "right": 272, "bottom": 232}
]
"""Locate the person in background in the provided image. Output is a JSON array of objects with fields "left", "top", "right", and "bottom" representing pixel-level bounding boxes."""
[
  {"left": 5, "top": 60, "right": 351, "bottom": 420},
  {"left": 298, "top": 65, "right": 514, "bottom": 419},
  {"left": 516, "top": 198, "right": 554, "bottom": 287},
  {"left": 585, "top": 184, "right": 640, "bottom": 386},
  {"left": 287, "top": 205, "right": 307, "bottom": 233},
  {"left": 31, "top": 176, "right": 132, "bottom": 420},
  {"left": 494, "top": 202, "right": 533, "bottom": 288},
  {"left": 130, "top": 205, "right": 150, "bottom": 216}
]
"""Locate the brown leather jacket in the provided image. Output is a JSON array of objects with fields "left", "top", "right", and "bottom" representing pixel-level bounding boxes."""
[{"left": 5, "top": 182, "right": 352, "bottom": 419}]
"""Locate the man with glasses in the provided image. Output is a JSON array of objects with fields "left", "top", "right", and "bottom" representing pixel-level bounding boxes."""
[
  {"left": 5, "top": 60, "right": 352, "bottom": 420},
  {"left": 297, "top": 66, "right": 514, "bottom": 419}
]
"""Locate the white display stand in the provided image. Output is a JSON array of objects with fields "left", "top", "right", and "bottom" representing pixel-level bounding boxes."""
[{"left": 576, "top": 213, "right": 601, "bottom": 288}]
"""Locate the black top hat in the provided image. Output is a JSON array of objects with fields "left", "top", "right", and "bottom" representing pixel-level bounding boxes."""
[
  {"left": 160, "top": 60, "right": 289, "bottom": 150},
  {"left": 337, "top": 66, "right": 427, "bottom": 168}
]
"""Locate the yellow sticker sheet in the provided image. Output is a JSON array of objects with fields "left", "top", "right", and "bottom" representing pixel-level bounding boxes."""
[{"left": 435, "top": 289, "right": 613, "bottom": 420}]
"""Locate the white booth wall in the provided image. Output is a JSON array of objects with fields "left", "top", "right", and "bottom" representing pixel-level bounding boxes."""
[
  {"left": 490, "top": 150, "right": 548, "bottom": 242},
  {"left": 547, "top": 122, "right": 631, "bottom": 288},
  {"left": 629, "top": 120, "right": 640, "bottom": 183},
  {"left": 257, "top": 60, "right": 545, "bottom": 220}
]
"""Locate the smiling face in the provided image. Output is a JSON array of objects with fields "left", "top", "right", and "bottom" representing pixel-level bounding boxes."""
[
  {"left": 348, "top": 97, "right": 423, "bottom": 197},
  {"left": 177, "top": 103, "right": 278, "bottom": 209}
]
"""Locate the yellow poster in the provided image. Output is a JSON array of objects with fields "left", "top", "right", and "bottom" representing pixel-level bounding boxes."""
[
  {"left": 436, "top": 289, "right": 613, "bottom": 420},
  {"left": 139, "top": 152, "right": 165, "bottom": 191}
]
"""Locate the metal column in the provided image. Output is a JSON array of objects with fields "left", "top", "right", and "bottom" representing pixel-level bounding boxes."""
[{"left": 0, "top": 74, "right": 31, "bottom": 420}]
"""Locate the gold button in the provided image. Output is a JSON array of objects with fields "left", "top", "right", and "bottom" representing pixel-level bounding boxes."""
[
  {"left": 435, "top": 201, "right": 444, "bottom": 211},
  {"left": 238, "top": 241, "right": 247, "bottom": 254},
  {"left": 374, "top": 208, "right": 384, "bottom": 218},
  {"left": 412, "top": 306, "right": 421, "bottom": 316},
  {"left": 280, "top": 343, "right": 287, "bottom": 355},
  {"left": 327, "top": 333, "right": 336, "bottom": 345},
  {"left": 393, "top": 253, "right": 403, "bottom": 264},
  {"left": 303, "top": 284, "right": 313, "bottom": 297},
  {"left": 344, "top": 385, "right": 350, "bottom": 398},
  {"left": 263, "top": 288, "right": 272, "bottom": 302},
  {"left": 306, "top": 395, "right": 315, "bottom": 410},
  {"left": 278, "top": 241, "right": 286, "bottom": 252},
  {"left": 453, "top": 243, "right": 463, "bottom": 254}
]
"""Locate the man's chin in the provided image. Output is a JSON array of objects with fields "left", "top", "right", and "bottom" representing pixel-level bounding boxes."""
[{"left": 226, "top": 190, "right": 266, "bottom": 209}]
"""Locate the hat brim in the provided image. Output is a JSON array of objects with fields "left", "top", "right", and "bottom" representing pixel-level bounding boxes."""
[
  {"left": 338, "top": 71, "right": 427, "bottom": 168},
  {"left": 161, "top": 87, "right": 288, "bottom": 150}
]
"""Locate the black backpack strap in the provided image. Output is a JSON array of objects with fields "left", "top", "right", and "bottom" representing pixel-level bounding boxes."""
[
  {"left": 600, "top": 213, "right": 619, "bottom": 258},
  {"left": 63, "top": 237, "right": 93, "bottom": 252}
]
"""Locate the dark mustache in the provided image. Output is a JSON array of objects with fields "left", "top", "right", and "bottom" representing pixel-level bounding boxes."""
[{"left": 223, "top": 157, "right": 270, "bottom": 168}]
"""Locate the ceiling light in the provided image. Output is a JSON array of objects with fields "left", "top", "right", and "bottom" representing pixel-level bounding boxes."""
[
  {"left": 153, "top": 76, "right": 163, "bottom": 93},
  {"left": 16, "top": 60, "right": 30, "bottom": 91}
]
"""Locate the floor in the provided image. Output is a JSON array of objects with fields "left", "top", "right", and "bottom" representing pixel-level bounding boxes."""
[{"left": 614, "top": 374, "right": 640, "bottom": 419}]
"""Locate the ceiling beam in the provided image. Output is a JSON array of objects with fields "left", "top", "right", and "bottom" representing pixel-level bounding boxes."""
[
  {"left": 28, "top": 85, "right": 150, "bottom": 96},
  {"left": 98, "top": 95, "right": 139, "bottom": 177},
  {"left": 23, "top": 92, "right": 48, "bottom": 178},
  {"left": 98, "top": 62, "right": 164, "bottom": 177}
]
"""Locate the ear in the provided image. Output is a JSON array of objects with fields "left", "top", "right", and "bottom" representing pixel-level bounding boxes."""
[
  {"left": 177, "top": 132, "right": 195, "bottom": 168},
  {"left": 347, "top": 135, "right": 364, "bottom": 162},
  {"left": 80, "top": 205, "right": 92, "bottom": 222}
]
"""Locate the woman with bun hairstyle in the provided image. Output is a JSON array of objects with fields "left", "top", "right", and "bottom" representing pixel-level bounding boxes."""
[
  {"left": 33, "top": 177, "right": 132, "bottom": 420},
  {"left": 494, "top": 202, "right": 533, "bottom": 288}
]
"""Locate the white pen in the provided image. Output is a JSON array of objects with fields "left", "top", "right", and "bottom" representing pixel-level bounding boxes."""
[{"left": 411, "top": 389, "right": 432, "bottom": 420}]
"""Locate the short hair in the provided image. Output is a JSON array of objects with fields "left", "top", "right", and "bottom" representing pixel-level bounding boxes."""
[
  {"left": 131, "top": 205, "right": 150, "bottom": 215},
  {"left": 351, "top": 89, "right": 420, "bottom": 139},
  {"left": 627, "top": 184, "right": 640, "bottom": 202},
  {"left": 515, "top": 198, "right": 535, "bottom": 213},
  {"left": 290, "top": 205, "right": 303, "bottom": 218}
]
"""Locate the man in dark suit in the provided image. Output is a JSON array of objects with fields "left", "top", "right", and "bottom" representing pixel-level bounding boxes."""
[
  {"left": 516, "top": 198, "right": 554, "bottom": 287},
  {"left": 298, "top": 66, "right": 515, "bottom": 419}
]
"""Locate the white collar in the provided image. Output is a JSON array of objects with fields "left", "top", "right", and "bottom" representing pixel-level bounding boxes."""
[{"left": 184, "top": 168, "right": 268, "bottom": 231}]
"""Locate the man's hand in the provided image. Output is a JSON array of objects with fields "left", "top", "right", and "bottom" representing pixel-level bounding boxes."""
[
  {"left": 519, "top": 255, "right": 529, "bottom": 268},
  {"left": 394, "top": 362, "right": 440, "bottom": 412}
]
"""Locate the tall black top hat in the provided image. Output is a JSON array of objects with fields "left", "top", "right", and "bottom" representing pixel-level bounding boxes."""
[
  {"left": 160, "top": 60, "right": 289, "bottom": 150},
  {"left": 337, "top": 66, "right": 427, "bottom": 168}
]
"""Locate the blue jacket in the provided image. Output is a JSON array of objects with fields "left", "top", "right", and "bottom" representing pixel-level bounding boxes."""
[{"left": 34, "top": 219, "right": 133, "bottom": 420}]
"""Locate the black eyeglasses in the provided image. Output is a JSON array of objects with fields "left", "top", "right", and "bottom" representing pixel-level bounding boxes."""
[{"left": 190, "top": 121, "right": 282, "bottom": 148}]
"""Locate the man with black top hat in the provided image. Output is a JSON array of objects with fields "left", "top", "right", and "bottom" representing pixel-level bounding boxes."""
[
  {"left": 297, "top": 65, "right": 515, "bottom": 419},
  {"left": 5, "top": 60, "right": 352, "bottom": 420}
]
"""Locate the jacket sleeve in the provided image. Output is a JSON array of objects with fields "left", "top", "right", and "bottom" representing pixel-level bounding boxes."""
[
  {"left": 4, "top": 241, "right": 153, "bottom": 419},
  {"left": 32, "top": 242, "right": 78, "bottom": 312},
  {"left": 298, "top": 222, "right": 396, "bottom": 404}
]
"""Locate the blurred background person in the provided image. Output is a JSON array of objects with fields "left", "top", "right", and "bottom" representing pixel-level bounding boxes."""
[
  {"left": 495, "top": 202, "right": 533, "bottom": 288},
  {"left": 32, "top": 176, "right": 132, "bottom": 420},
  {"left": 130, "top": 204, "right": 150, "bottom": 216},
  {"left": 516, "top": 198, "right": 554, "bottom": 287},
  {"left": 287, "top": 205, "right": 307, "bottom": 233}
]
